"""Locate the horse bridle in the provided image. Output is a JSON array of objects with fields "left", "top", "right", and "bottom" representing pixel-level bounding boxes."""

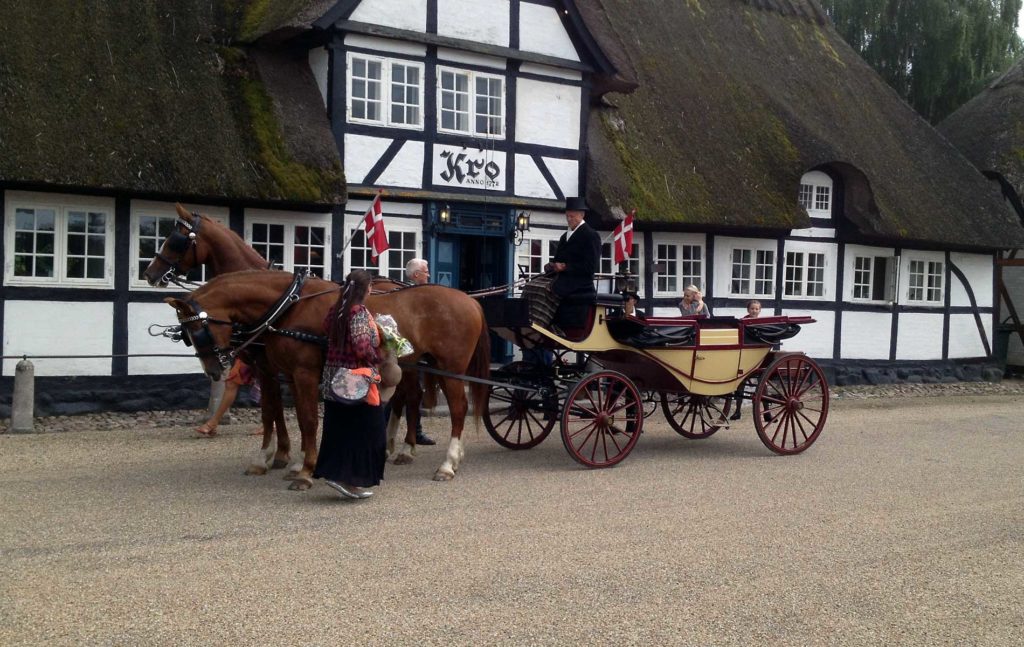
[
  {"left": 173, "top": 271, "right": 318, "bottom": 374},
  {"left": 155, "top": 214, "right": 202, "bottom": 287}
]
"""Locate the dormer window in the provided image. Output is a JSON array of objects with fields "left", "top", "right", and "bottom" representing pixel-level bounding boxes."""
[{"left": 798, "top": 170, "right": 833, "bottom": 218}]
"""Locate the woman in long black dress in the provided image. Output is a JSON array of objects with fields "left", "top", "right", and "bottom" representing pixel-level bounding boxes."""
[{"left": 314, "top": 269, "right": 386, "bottom": 500}]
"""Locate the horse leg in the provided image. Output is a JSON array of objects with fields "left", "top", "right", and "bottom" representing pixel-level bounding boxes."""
[
  {"left": 286, "top": 370, "right": 321, "bottom": 491},
  {"left": 433, "top": 377, "right": 468, "bottom": 481},
  {"left": 245, "top": 373, "right": 289, "bottom": 475},
  {"left": 393, "top": 374, "right": 420, "bottom": 465},
  {"left": 386, "top": 387, "right": 407, "bottom": 457}
]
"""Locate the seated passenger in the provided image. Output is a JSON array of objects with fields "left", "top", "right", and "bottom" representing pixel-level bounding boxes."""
[
  {"left": 623, "top": 291, "right": 646, "bottom": 319},
  {"left": 678, "top": 284, "right": 711, "bottom": 317}
]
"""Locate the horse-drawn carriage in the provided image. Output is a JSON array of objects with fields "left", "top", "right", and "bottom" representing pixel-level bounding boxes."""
[{"left": 480, "top": 294, "right": 829, "bottom": 467}]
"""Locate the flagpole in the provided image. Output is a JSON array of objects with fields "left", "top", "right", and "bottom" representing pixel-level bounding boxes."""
[{"left": 338, "top": 190, "right": 383, "bottom": 255}]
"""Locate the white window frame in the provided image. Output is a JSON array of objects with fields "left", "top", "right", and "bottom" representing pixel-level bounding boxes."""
[
  {"left": 650, "top": 233, "right": 704, "bottom": 298},
  {"left": 4, "top": 192, "right": 115, "bottom": 288},
  {"left": 346, "top": 53, "right": 425, "bottom": 130},
  {"left": 798, "top": 170, "right": 833, "bottom": 219},
  {"left": 245, "top": 211, "right": 333, "bottom": 280},
  {"left": 598, "top": 236, "right": 645, "bottom": 297},
  {"left": 515, "top": 230, "right": 563, "bottom": 294},
  {"left": 903, "top": 251, "right": 944, "bottom": 305},
  {"left": 782, "top": 242, "right": 833, "bottom": 300},
  {"left": 436, "top": 65, "right": 505, "bottom": 139},
  {"left": 726, "top": 240, "right": 776, "bottom": 299},
  {"left": 844, "top": 244, "right": 898, "bottom": 305},
  {"left": 129, "top": 202, "right": 228, "bottom": 291},
  {"left": 343, "top": 213, "right": 421, "bottom": 280}
]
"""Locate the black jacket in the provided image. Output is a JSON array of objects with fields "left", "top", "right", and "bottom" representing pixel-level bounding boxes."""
[{"left": 550, "top": 222, "right": 601, "bottom": 297}]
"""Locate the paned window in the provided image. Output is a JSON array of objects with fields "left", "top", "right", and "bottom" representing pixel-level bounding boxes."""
[
  {"left": 136, "top": 215, "right": 205, "bottom": 284},
  {"left": 907, "top": 259, "right": 943, "bottom": 303},
  {"left": 387, "top": 231, "right": 418, "bottom": 281},
  {"left": 652, "top": 238, "right": 702, "bottom": 296},
  {"left": 798, "top": 184, "right": 814, "bottom": 210},
  {"left": 348, "top": 54, "right": 424, "bottom": 129},
  {"left": 731, "top": 247, "right": 774, "bottom": 297},
  {"left": 438, "top": 67, "right": 504, "bottom": 137},
  {"left": 784, "top": 251, "right": 826, "bottom": 298},
  {"left": 850, "top": 253, "right": 897, "bottom": 302},
  {"left": 797, "top": 170, "right": 833, "bottom": 218},
  {"left": 247, "top": 218, "right": 330, "bottom": 278},
  {"left": 600, "top": 243, "right": 640, "bottom": 281},
  {"left": 6, "top": 202, "right": 113, "bottom": 286},
  {"left": 515, "top": 237, "right": 560, "bottom": 291}
]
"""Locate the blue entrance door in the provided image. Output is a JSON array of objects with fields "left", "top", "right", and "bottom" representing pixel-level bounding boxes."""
[{"left": 434, "top": 236, "right": 459, "bottom": 288}]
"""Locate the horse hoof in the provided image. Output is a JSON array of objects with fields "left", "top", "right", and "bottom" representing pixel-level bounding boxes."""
[
  {"left": 270, "top": 458, "right": 289, "bottom": 470},
  {"left": 283, "top": 471, "right": 301, "bottom": 480},
  {"left": 245, "top": 465, "right": 268, "bottom": 476},
  {"left": 432, "top": 469, "right": 455, "bottom": 482},
  {"left": 288, "top": 479, "right": 313, "bottom": 491},
  {"left": 393, "top": 453, "right": 415, "bottom": 465}
]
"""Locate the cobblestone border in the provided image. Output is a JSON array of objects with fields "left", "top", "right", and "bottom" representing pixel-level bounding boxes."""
[{"left": 3, "top": 377, "right": 1024, "bottom": 434}]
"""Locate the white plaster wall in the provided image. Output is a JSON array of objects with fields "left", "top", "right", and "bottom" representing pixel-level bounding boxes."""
[
  {"left": 376, "top": 141, "right": 424, "bottom": 188},
  {"left": 519, "top": 3, "right": 580, "bottom": 61},
  {"left": 896, "top": 313, "right": 944, "bottom": 360},
  {"left": 438, "top": 0, "right": 509, "bottom": 47},
  {"left": 350, "top": 0, "right": 427, "bottom": 32},
  {"left": 436, "top": 47, "right": 505, "bottom": 69},
  {"left": 948, "top": 313, "right": 993, "bottom": 359},
  {"left": 778, "top": 309, "right": 834, "bottom": 358},
  {"left": 344, "top": 33, "right": 427, "bottom": 57},
  {"left": 840, "top": 311, "right": 893, "bottom": 360},
  {"left": 516, "top": 79, "right": 581, "bottom": 149},
  {"left": 789, "top": 227, "right": 836, "bottom": 239},
  {"left": 4, "top": 301, "right": 113, "bottom": 376},
  {"left": 344, "top": 134, "right": 394, "bottom": 185},
  {"left": 514, "top": 154, "right": 556, "bottom": 199},
  {"left": 542, "top": 157, "right": 579, "bottom": 200},
  {"left": 949, "top": 252, "right": 993, "bottom": 308},
  {"left": 308, "top": 46, "right": 329, "bottom": 108},
  {"left": 128, "top": 302, "right": 203, "bottom": 375},
  {"left": 652, "top": 307, "right": 680, "bottom": 318}
]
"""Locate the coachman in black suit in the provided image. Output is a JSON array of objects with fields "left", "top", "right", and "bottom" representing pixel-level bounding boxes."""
[{"left": 545, "top": 197, "right": 601, "bottom": 328}]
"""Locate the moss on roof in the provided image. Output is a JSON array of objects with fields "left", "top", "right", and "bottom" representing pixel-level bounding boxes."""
[
  {"left": 940, "top": 60, "right": 1024, "bottom": 200},
  {"left": 0, "top": 0, "right": 344, "bottom": 204},
  {"left": 579, "top": 0, "right": 1024, "bottom": 248}
]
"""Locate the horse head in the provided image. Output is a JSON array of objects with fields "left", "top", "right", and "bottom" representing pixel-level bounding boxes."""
[
  {"left": 164, "top": 295, "right": 235, "bottom": 381},
  {"left": 143, "top": 204, "right": 205, "bottom": 287}
]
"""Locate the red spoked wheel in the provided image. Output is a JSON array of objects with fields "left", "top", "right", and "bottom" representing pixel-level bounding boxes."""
[
  {"left": 661, "top": 393, "right": 733, "bottom": 439},
  {"left": 751, "top": 355, "right": 829, "bottom": 455},
  {"left": 560, "top": 371, "right": 643, "bottom": 468},
  {"left": 483, "top": 362, "right": 557, "bottom": 450}
]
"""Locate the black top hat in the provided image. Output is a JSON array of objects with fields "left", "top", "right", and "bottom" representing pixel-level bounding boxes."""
[{"left": 565, "top": 196, "right": 588, "bottom": 212}]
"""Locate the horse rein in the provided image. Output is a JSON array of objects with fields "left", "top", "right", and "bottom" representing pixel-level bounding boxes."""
[{"left": 155, "top": 214, "right": 202, "bottom": 288}]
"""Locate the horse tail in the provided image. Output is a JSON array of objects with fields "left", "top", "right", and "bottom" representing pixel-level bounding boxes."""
[{"left": 466, "top": 311, "right": 491, "bottom": 419}]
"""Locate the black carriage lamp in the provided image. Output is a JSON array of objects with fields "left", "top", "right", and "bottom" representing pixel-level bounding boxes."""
[
  {"left": 439, "top": 204, "right": 452, "bottom": 225},
  {"left": 509, "top": 210, "right": 531, "bottom": 245},
  {"left": 614, "top": 269, "right": 638, "bottom": 295}
]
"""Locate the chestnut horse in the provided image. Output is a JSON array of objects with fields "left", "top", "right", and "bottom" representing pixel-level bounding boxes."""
[
  {"left": 143, "top": 204, "right": 447, "bottom": 474},
  {"left": 166, "top": 270, "right": 490, "bottom": 486}
]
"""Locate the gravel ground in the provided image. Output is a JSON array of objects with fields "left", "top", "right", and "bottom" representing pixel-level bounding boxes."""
[
  {"left": 0, "top": 392, "right": 1022, "bottom": 645},
  {"left": 4, "top": 377, "right": 1024, "bottom": 434}
]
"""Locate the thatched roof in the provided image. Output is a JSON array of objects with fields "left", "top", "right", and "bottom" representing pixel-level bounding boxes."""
[
  {"left": 579, "top": 0, "right": 1024, "bottom": 249},
  {"left": 0, "top": 0, "right": 344, "bottom": 204},
  {"left": 939, "top": 60, "right": 1024, "bottom": 201}
]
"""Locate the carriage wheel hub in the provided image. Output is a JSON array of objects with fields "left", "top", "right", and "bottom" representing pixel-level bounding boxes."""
[{"left": 787, "top": 397, "right": 803, "bottom": 411}]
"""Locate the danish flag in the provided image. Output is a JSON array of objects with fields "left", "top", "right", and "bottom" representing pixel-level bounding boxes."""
[
  {"left": 362, "top": 192, "right": 390, "bottom": 264},
  {"left": 613, "top": 209, "right": 635, "bottom": 264}
]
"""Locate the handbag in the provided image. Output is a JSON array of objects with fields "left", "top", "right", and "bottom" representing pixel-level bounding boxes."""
[{"left": 321, "top": 364, "right": 380, "bottom": 405}]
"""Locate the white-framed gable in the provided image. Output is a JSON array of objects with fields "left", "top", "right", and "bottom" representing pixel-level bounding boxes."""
[
  {"left": 349, "top": 0, "right": 428, "bottom": 32},
  {"left": 437, "top": 0, "right": 510, "bottom": 47},
  {"left": 519, "top": 2, "right": 581, "bottom": 61}
]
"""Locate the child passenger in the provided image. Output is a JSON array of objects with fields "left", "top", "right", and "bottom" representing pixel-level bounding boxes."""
[{"left": 730, "top": 300, "right": 762, "bottom": 421}]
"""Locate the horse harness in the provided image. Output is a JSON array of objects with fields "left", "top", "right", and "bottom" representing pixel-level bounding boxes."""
[
  {"left": 174, "top": 271, "right": 331, "bottom": 370},
  {"left": 155, "top": 213, "right": 202, "bottom": 287}
]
